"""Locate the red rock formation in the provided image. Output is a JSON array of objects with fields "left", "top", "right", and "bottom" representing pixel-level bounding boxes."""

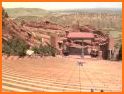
[
  {"left": 2, "top": 18, "right": 51, "bottom": 47},
  {"left": 23, "top": 20, "right": 64, "bottom": 30}
]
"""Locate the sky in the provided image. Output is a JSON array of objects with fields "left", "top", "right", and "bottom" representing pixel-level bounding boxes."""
[{"left": 2, "top": 2, "right": 122, "bottom": 10}]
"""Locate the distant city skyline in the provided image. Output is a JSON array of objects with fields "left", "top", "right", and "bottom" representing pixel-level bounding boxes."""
[{"left": 2, "top": 2, "right": 122, "bottom": 10}]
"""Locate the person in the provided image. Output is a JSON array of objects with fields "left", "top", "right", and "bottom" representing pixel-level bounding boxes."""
[
  {"left": 101, "top": 90, "right": 104, "bottom": 92},
  {"left": 91, "top": 89, "right": 94, "bottom": 92}
]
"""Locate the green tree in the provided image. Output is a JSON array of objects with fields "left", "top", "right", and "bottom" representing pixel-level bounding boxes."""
[
  {"left": 2, "top": 7, "right": 8, "bottom": 19},
  {"left": 2, "top": 38, "right": 29, "bottom": 57},
  {"left": 32, "top": 43, "right": 58, "bottom": 56},
  {"left": 118, "top": 45, "right": 122, "bottom": 60}
]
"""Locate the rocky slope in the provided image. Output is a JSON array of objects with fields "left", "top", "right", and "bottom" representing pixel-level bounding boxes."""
[{"left": 2, "top": 8, "right": 66, "bottom": 47}]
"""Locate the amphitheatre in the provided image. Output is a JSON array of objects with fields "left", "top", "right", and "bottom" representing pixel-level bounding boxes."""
[
  {"left": 2, "top": 55, "right": 122, "bottom": 92},
  {"left": 2, "top": 4, "right": 122, "bottom": 92}
]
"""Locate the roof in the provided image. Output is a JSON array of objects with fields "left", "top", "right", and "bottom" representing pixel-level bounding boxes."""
[{"left": 67, "top": 32, "right": 94, "bottom": 39}]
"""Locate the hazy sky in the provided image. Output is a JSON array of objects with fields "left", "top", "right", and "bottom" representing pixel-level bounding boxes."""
[{"left": 2, "top": 2, "right": 122, "bottom": 10}]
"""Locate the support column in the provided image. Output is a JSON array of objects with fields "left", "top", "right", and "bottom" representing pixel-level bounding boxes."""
[
  {"left": 81, "top": 40, "right": 84, "bottom": 58},
  {"left": 98, "top": 50, "right": 103, "bottom": 60},
  {"left": 109, "top": 49, "right": 112, "bottom": 60}
]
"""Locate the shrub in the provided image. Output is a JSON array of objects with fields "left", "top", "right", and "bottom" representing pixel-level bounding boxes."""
[
  {"left": 32, "top": 44, "right": 58, "bottom": 56},
  {"left": 118, "top": 45, "right": 122, "bottom": 60},
  {"left": 2, "top": 7, "right": 9, "bottom": 19},
  {"left": 2, "top": 38, "right": 29, "bottom": 57},
  {"left": 32, "top": 46, "right": 40, "bottom": 54}
]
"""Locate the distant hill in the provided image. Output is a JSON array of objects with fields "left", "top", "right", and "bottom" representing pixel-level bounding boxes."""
[
  {"left": 5, "top": 8, "right": 49, "bottom": 18},
  {"left": 6, "top": 8, "right": 122, "bottom": 18},
  {"left": 5, "top": 8, "right": 122, "bottom": 39},
  {"left": 50, "top": 8, "right": 122, "bottom": 14}
]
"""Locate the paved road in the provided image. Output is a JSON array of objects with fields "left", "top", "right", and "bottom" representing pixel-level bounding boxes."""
[{"left": 2, "top": 56, "right": 122, "bottom": 92}]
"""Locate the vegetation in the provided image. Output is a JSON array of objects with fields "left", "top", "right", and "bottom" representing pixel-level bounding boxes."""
[
  {"left": 32, "top": 44, "right": 58, "bottom": 56},
  {"left": 2, "top": 38, "right": 29, "bottom": 57},
  {"left": 2, "top": 37, "right": 58, "bottom": 57},
  {"left": 2, "top": 7, "right": 9, "bottom": 19},
  {"left": 118, "top": 45, "right": 122, "bottom": 60},
  {"left": 6, "top": 8, "right": 48, "bottom": 18},
  {"left": 2, "top": 7, "right": 9, "bottom": 27}
]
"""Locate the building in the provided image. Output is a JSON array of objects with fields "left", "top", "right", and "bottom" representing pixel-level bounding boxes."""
[
  {"left": 66, "top": 32, "right": 95, "bottom": 57},
  {"left": 59, "top": 23, "right": 113, "bottom": 59}
]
